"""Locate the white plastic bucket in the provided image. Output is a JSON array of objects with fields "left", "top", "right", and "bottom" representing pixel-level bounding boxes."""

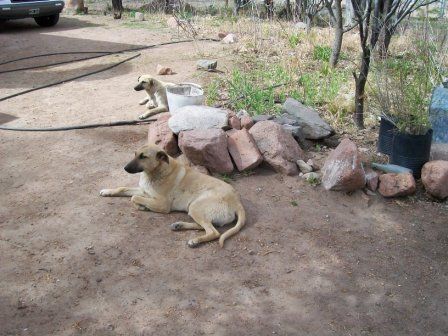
[{"left": 166, "top": 83, "right": 204, "bottom": 114}]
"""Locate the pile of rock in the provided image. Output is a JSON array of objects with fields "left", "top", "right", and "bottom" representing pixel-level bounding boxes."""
[
  {"left": 319, "top": 138, "right": 448, "bottom": 200},
  {"left": 147, "top": 98, "right": 336, "bottom": 176}
]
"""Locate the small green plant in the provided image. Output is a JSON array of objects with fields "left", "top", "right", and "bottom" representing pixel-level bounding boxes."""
[
  {"left": 205, "top": 80, "right": 220, "bottom": 106},
  {"left": 306, "top": 176, "right": 321, "bottom": 186},
  {"left": 313, "top": 45, "right": 332, "bottom": 63},
  {"left": 219, "top": 174, "right": 234, "bottom": 183},
  {"left": 370, "top": 32, "right": 445, "bottom": 135},
  {"left": 290, "top": 200, "right": 298, "bottom": 206},
  {"left": 288, "top": 33, "right": 302, "bottom": 48}
]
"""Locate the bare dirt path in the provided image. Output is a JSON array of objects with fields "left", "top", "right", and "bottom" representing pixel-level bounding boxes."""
[{"left": 1, "top": 15, "right": 447, "bottom": 336}]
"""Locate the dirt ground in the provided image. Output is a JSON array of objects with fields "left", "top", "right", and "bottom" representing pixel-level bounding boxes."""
[{"left": 1, "top": 15, "right": 448, "bottom": 336}]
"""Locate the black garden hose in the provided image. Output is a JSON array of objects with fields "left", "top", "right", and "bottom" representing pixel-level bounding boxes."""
[
  {"left": 0, "top": 38, "right": 220, "bottom": 74},
  {"left": 0, "top": 119, "right": 155, "bottom": 131},
  {"left": 0, "top": 53, "right": 141, "bottom": 102},
  {"left": 0, "top": 38, "right": 219, "bottom": 132}
]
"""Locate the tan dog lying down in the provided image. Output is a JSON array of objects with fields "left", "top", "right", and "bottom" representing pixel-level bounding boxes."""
[{"left": 100, "top": 145, "right": 246, "bottom": 247}]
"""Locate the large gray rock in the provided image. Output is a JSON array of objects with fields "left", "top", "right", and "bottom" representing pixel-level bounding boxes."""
[
  {"left": 282, "top": 98, "right": 334, "bottom": 140},
  {"left": 168, "top": 106, "right": 228, "bottom": 134},
  {"left": 196, "top": 59, "right": 217, "bottom": 70},
  {"left": 429, "top": 85, "right": 448, "bottom": 143},
  {"left": 249, "top": 121, "right": 304, "bottom": 175},
  {"left": 178, "top": 129, "right": 234, "bottom": 174}
]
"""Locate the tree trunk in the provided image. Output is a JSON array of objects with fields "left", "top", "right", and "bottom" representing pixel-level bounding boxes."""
[
  {"left": 295, "top": 0, "right": 304, "bottom": 21},
  {"left": 379, "top": 26, "right": 393, "bottom": 58},
  {"left": 306, "top": 13, "right": 312, "bottom": 32},
  {"left": 354, "top": 47, "right": 370, "bottom": 129},
  {"left": 265, "top": 0, "right": 274, "bottom": 19},
  {"left": 345, "top": 0, "right": 354, "bottom": 26},
  {"left": 111, "top": 0, "right": 123, "bottom": 19},
  {"left": 330, "top": 0, "right": 343, "bottom": 67},
  {"left": 286, "top": 0, "right": 292, "bottom": 20}
]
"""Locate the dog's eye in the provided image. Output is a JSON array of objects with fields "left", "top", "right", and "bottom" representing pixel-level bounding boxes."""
[{"left": 139, "top": 153, "right": 145, "bottom": 159}]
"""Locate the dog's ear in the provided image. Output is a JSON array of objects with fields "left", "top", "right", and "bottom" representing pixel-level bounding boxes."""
[{"left": 156, "top": 151, "right": 169, "bottom": 164}]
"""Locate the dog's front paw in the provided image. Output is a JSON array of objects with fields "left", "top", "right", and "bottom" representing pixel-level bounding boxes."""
[
  {"left": 99, "top": 189, "right": 112, "bottom": 197},
  {"left": 187, "top": 239, "right": 200, "bottom": 248},
  {"left": 138, "top": 114, "right": 148, "bottom": 120},
  {"left": 145, "top": 102, "right": 155, "bottom": 109}
]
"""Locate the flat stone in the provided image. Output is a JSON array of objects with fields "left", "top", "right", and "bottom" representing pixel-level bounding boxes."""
[
  {"left": 227, "top": 128, "right": 263, "bottom": 171},
  {"left": 378, "top": 173, "right": 416, "bottom": 197},
  {"left": 178, "top": 129, "right": 233, "bottom": 174},
  {"left": 282, "top": 98, "right": 334, "bottom": 139},
  {"left": 196, "top": 59, "right": 217, "bottom": 70},
  {"left": 147, "top": 114, "right": 178, "bottom": 156},
  {"left": 421, "top": 160, "right": 448, "bottom": 199},
  {"left": 321, "top": 138, "right": 366, "bottom": 191},
  {"left": 249, "top": 121, "right": 304, "bottom": 175},
  {"left": 168, "top": 106, "right": 228, "bottom": 134}
]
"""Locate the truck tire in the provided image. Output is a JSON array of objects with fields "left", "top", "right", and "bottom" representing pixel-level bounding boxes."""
[{"left": 34, "top": 13, "right": 59, "bottom": 27}]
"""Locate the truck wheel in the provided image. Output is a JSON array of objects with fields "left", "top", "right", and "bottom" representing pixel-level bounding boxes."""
[{"left": 34, "top": 13, "right": 59, "bottom": 27}]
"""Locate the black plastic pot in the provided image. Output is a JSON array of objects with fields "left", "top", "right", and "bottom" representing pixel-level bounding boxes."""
[
  {"left": 377, "top": 117, "right": 397, "bottom": 155},
  {"left": 390, "top": 129, "right": 433, "bottom": 178}
]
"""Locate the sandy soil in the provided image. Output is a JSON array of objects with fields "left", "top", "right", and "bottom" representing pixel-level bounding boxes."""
[{"left": 1, "top": 15, "right": 447, "bottom": 336}]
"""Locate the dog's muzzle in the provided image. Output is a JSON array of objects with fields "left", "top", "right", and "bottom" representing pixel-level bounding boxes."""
[
  {"left": 124, "top": 158, "right": 143, "bottom": 174},
  {"left": 134, "top": 83, "right": 144, "bottom": 91}
]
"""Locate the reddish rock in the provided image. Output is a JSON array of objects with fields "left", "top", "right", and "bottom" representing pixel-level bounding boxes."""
[
  {"left": 156, "top": 64, "right": 174, "bottom": 75},
  {"left": 227, "top": 129, "right": 263, "bottom": 171},
  {"left": 365, "top": 168, "right": 379, "bottom": 192},
  {"left": 156, "top": 112, "right": 171, "bottom": 122},
  {"left": 229, "top": 116, "right": 241, "bottom": 130},
  {"left": 421, "top": 160, "right": 448, "bottom": 199},
  {"left": 176, "top": 154, "right": 209, "bottom": 175},
  {"left": 249, "top": 121, "right": 304, "bottom": 175},
  {"left": 321, "top": 139, "right": 365, "bottom": 191},
  {"left": 240, "top": 116, "right": 254, "bottom": 130},
  {"left": 378, "top": 173, "right": 416, "bottom": 197},
  {"left": 178, "top": 129, "right": 234, "bottom": 174},
  {"left": 147, "top": 115, "right": 178, "bottom": 156},
  {"left": 218, "top": 32, "right": 229, "bottom": 39}
]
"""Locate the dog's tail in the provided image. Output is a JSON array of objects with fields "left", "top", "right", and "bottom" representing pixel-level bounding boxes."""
[{"left": 219, "top": 203, "right": 246, "bottom": 248}]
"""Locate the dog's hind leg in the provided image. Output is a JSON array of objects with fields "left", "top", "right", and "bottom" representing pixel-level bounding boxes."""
[
  {"left": 186, "top": 209, "right": 220, "bottom": 248},
  {"left": 100, "top": 187, "right": 143, "bottom": 197},
  {"left": 170, "top": 222, "right": 203, "bottom": 231}
]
